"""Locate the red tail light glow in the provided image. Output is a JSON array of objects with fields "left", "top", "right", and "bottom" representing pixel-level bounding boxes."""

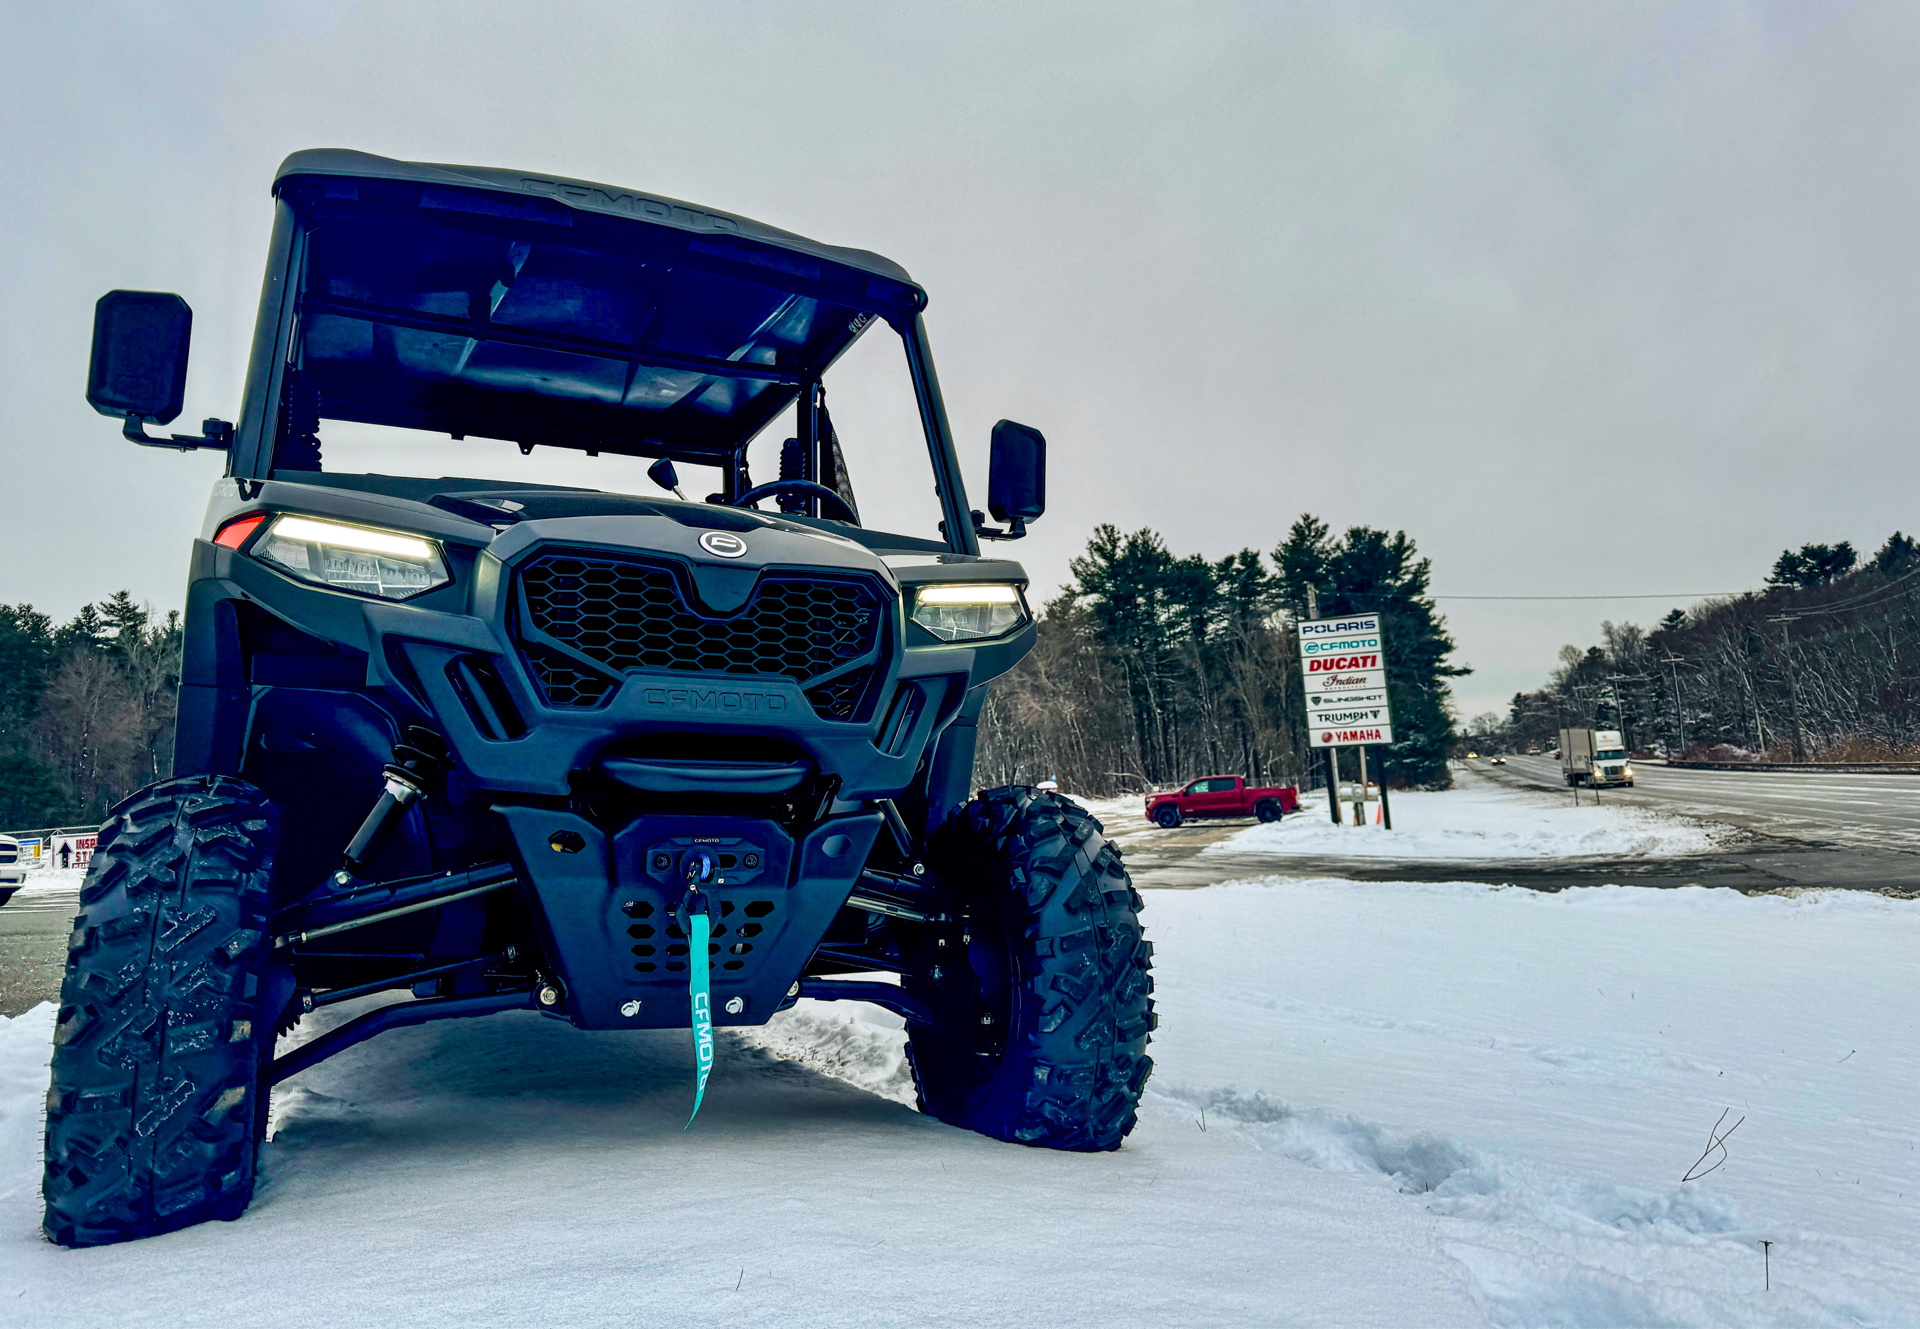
[{"left": 213, "top": 513, "right": 268, "bottom": 550}]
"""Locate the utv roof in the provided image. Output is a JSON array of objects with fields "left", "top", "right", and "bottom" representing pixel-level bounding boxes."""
[
  {"left": 275, "top": 151, "right": 922, "bottom": 293},
  {"left": 268, "top": 150, "right": 928, "bottom": 466}
]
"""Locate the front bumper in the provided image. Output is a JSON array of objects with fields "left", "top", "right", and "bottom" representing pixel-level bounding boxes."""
[{"left": 497, "top": 806, "right": 884, "bottom": 1029}]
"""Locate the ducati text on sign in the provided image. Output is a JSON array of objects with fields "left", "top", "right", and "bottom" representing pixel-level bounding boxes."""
[{"left": 1305, "top": 655, "right": 1383, "bottom": 675}]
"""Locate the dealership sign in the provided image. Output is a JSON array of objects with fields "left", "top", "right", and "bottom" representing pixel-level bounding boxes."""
[
  {"left": 1304, "top": 678, "right": 1387, "bottom": 706},
  {"left": 1310, "top": 723, "right": 1394, "bottom": 748},
  {"left": 1300, "top": 614, "right": 1392, "bottom": 746}
]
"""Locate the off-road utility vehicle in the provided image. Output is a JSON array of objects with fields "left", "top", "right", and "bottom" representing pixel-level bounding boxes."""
[{"left": 47, "top": 151, "right": 1155, "bottom": 1246}]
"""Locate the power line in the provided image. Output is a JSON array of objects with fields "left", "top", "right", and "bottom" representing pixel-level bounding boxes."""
[
  {"left": 1768, "top": 559, "right": 1920, "bottom": 620},
  {"left": 1433, "top": 592, "right": 1747, "bottom": 602}
]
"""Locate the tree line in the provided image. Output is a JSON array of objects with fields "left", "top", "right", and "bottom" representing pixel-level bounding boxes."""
[
  {"left": 0, "top": 595, "right": 180, "bottom": 828},
  {"left": 976, "top": 516, "right": 1464, "bottom": 796},
  {"left": 1487, "top": 533, "right": 1920, "bottom": 762}
]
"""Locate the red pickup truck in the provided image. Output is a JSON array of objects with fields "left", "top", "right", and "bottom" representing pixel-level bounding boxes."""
[{"left": 1145, "top": 776, "right": 1298, "bottom": 828}]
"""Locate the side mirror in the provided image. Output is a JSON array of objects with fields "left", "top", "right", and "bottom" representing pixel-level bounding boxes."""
[
  {"left": 982, "top": 419, "right": 1046, "bottom": 539},
  {"left": 88, "top": 291, "right": 191, "bottom": 424},
  {"left": 86, "top": 290, "right": 230, "bottom": 452},
  {"left": 647, "top": 457, "right": 686, "bottom": 500}
]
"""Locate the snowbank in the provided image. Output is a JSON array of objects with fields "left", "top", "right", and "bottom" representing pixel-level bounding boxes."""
[
  {"left": 1211, "top": 780, "right": 1725, "bottom": 859},
  {"left": 3, "top": 868, "right": 85, "bottom": 900},
  {"left": 3, "top": 877, "right": 1915, "bottom": 1326}
]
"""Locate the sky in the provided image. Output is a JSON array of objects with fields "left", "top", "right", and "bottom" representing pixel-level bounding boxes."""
[{"left": 2, "top": 1, "right": 1914, "bottom": 718}]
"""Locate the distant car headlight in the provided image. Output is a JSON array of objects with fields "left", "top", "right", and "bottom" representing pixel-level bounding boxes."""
[
  {"left": 252, "top": 514, "right": 451, "bottom": 600},
  {"left": 910, "top": 583, "right": 1029, "bottom": 642}
]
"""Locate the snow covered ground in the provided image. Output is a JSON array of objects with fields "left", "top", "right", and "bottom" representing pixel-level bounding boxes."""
[
  {"left": 4, "top": 870, "right": 1915, "bottom": 1326},
  {"left": 1210, "top": 779, "right": 1727, "bottom": 860}
]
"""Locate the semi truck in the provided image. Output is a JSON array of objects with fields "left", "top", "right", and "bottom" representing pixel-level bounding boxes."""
[{"left": 1559, "top": 728, "right": 1633, "bottom": 787}]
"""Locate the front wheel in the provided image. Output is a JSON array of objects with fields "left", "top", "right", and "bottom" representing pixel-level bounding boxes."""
[
  {"left": 1153, "top": 804, "right": 1181, "bottom": 828},
  {"left": 905, "top": 789, "right": 1156, "bottom": 1151},
  {"left": 43, "top": 776, "right": 279, "bottom": 1247}
]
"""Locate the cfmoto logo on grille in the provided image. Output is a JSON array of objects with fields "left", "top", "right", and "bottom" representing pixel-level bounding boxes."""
[{"left": 699, "top": 531, "right": 748, "bottom": 559}]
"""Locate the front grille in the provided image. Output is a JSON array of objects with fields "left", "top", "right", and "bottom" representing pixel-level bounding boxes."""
[
  {"left": 524, "top": 647, "right": 617, "bottom": 709},
  {"left": 804, "top": 670, "right": 874, "bottom": 722},
  {"left": 516, "top": 552, "right": 887, "bottom": 719}
]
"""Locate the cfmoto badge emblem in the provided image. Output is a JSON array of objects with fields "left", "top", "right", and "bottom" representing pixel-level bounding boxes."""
[{"left": 699, "top": 531, "right": 748, "bottom": 559}]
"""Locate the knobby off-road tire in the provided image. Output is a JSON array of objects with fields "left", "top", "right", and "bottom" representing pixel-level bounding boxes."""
[
  {"left": 44, "top": 776, "right": 279, "bottom": 1247},
  {"left": 907, "top": 788, "right": 1155, "bottom": 1151}
]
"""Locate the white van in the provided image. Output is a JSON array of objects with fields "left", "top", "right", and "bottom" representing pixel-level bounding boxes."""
[{"left": 0, "top": 834, "right": 26, "bottom": 903}]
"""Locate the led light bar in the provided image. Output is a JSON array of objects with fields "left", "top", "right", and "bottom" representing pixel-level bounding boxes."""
[
  {"left": 271, "top": 515, "right": 437, "bottom": 560},
  {"left": 915, "top": 583, "right": 1022, "bottom": 605},
  {"left": 252, "top": 513, "right": 451, "bottom": 601}
]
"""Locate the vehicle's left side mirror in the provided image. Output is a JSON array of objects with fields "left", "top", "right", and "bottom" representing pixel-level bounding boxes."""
[
  {"left": 88, "top": 291, "right": 191, "bottom": 424},
  {"left": 982, "top": 419, "right": 1045, "bottom": 539},
  {"left": 86, "top": 290, "right": 230, "bottom": 452}
]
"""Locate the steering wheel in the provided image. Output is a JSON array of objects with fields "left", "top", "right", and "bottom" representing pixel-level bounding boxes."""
[{"left": 731, "top": 479, "right": 857, "bottom": 523}]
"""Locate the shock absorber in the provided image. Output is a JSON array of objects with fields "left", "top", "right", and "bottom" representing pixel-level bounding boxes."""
[{"left": 334, "top": 726, "right": 452, "bottom": 885}]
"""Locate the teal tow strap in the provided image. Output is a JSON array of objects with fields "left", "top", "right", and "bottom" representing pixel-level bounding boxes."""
[{"left": 682, "top": 886, "right": 714, "bottom": 1128}]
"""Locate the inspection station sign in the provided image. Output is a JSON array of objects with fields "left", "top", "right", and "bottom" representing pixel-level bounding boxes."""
[{"left": 1300, "top": 614, "right": 1392, "bottom": 747}]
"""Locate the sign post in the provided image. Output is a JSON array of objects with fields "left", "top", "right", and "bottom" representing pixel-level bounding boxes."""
[{"left": 1299, "top": 613, "right": 1393, "bottom": 828}]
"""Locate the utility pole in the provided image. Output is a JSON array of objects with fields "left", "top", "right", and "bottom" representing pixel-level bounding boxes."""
[
  {"left": 1661, "top": 653, "right": 1687, "bottom": 757},
  {"left": 1308, "top": 585, "right": 1341, "bottom": 825},
  {"left": 1353, "top": 745, "right": 1369, "bottom": 828},
  {"left": 1768, "top": 615, "right": 1807, "bottom": 762},
  {"left": 1608, "top": 673, "right": 1650, "bottom": 751}
]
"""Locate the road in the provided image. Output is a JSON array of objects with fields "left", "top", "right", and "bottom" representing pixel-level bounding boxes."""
[
  {"left": 1492, "top": 754, "right": 1920, "bottom": 852},
  {"left": 1090, "top": 759, "right": 1920, "bottom": 896},
  {"left": 0, "top": 875, "right": 79, "bottom": 1017}
]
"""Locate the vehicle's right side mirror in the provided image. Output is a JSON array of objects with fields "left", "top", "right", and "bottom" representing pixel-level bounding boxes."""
[
  {"left": 87, "top": 291, "right": 193, "bottom": 426},
  {"left": 986, "top": 419, "right": 1046, "bottom": 538}
]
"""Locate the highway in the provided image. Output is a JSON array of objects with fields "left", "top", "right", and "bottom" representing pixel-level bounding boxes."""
[{"left": 1488, "top": 755, "right": 1920, "bottom": 855}]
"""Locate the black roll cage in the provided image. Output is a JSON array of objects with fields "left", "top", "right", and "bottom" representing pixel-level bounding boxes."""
[{"left": 226, "top": 188, "right": 980, "bottom": 555}]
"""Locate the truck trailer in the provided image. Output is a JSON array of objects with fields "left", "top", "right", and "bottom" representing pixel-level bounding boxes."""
[{"left": 1559, "top": 728, "right": 1633, "bottom": 787}]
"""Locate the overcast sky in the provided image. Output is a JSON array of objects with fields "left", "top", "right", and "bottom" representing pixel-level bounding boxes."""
[{"left": 3, "top": 1, "right": 1914, "bottom": 718}]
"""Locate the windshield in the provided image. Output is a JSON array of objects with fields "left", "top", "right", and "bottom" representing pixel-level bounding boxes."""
[
  {"left": 268, "top": 197, "right": 950, "bottom": 546},
  {"left": 1596, "top": 749, "right": 1627, "bottom": 760}
]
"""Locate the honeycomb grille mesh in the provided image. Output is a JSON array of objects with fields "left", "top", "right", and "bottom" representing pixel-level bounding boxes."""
[
  {"left": 804, "top": 671, "right": 873, "bottom": 722},
  {"left": 516, "top": 552, "right": 885, "bottom": 716}
]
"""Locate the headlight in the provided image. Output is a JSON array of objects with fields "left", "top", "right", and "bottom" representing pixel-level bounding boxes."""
[
  {"left": 910, "top": 583, "right": 1029, "bottom": 642},
  {"left": 252, "top": 514, "right": 450, "bottom": 600}
]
